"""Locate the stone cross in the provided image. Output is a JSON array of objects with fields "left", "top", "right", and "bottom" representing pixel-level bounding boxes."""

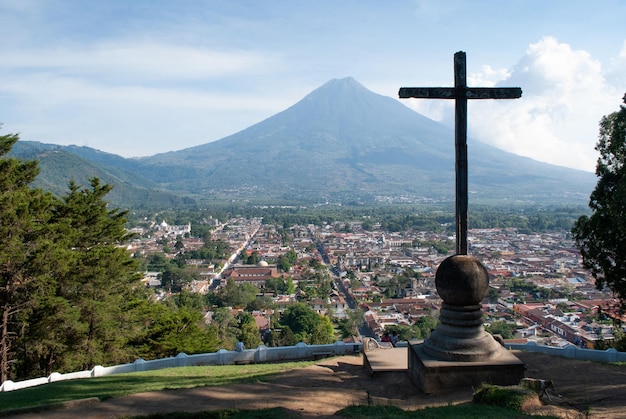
[{"left": 399, "top": 51, "right": 522, "bottom": 255}]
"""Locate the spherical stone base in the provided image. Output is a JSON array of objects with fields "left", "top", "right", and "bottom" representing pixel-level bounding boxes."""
[
  {"left": 435, "top": 255, "right": 489, "bottom": 306},
  {"left": 424, "top": 255, "right": 502, "bottom": 362}
]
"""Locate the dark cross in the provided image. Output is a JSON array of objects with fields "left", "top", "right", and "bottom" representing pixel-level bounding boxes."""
[{"left": 399, "top": 51, "right": 522, "bottom": 255}]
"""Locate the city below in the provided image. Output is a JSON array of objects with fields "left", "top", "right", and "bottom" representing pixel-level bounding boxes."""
[{"left": 130, "top": 216, "right": 620, "bottom": 351}]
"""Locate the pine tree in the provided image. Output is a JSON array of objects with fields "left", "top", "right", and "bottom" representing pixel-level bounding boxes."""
[
  {"left": 0, "top": 132, "right": 59, "bottom": 382},
  {"left": 49, "top": 179, "right": 142, "bottom": 371},
  {"left": 16, "top": 178, "right": 143, "bottom": 377}
]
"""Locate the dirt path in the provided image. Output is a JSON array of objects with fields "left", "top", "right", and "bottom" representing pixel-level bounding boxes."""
[{"left": 6, "top": 351, "right": 626, "bottom": 419}]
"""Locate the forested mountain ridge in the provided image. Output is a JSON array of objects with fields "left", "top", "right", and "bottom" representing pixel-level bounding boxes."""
[
  {"left": 10, "top": 141, "right": 194, "bottom": 209},
  {"left": 12, "top": 77, "right": 595, "bottom": 208}
]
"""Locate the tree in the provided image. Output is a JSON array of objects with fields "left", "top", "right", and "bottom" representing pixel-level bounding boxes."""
[
  {"left": 277, "top": 249, "right": 297, "bottom": 272},
  {"left": 280, "top": 303, "right": 334, "bottom": 344},
  {"left": 337, "top": 308, "right": 364, "bottom": 338},
  {"left": 573, "top": 94, "right": 626, "bottom": 311},
  {"left": 161, "top": 265, "right": 198, "bottom": 292},
  {"left": 211, "top": 307, "right": 238, "bottom": 348},
  {"left": 414, "top": 315, "right": 438, "bottom": 339},
  {"left": 387, "top": 324, "right": 420, "bottom": 341},
  {"left": 1, "top": 134, "right": 224, "bottom": 381},
  {"left": 236, "top": 312, "right": 262, "bottom": 349},
  {"left": 31, "top": 178, "right": 142, "bottom": 373},
  {"left": 0, "top": 132, "right": 59, "bottom": 382},
  {"left": 214, "top": 280, "right": 258, "bottom": 308},
  {"left": 309, "top": 316, "right": 335, "bottom": 344},
  {"left": 485, "top": 320, "right": 514, "bottom": 340},
  {"left": 129, "top": 298, "right": 218, "bottom": 359}
]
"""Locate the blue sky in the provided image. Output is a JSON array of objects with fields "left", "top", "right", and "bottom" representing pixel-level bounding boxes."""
[{"left": 1, "top": 0, "right": 625, "bottom": 172}]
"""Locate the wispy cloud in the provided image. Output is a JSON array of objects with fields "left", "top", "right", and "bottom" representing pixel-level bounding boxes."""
[{"left": 2, "top": 42, "right": 279, "bottom": 82}]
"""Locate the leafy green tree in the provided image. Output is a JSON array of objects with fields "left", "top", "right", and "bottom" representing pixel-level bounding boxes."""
[
  {"left": 267, "top": 325, "right": 297, "bottom": 347},
  {"left": 277, "top": 249, "right": 298, "bottom": 272},
  {"left": 280, "top": 303, "right": 333, "bottom": 344},
  {"left": 265, "top": 277, "right": 285, "bottom": 294},
  {"left": 192, "top": 224, "right": 212, "bottom": 244},
  {"left": 485, "top": 320, "right": 514, "bottom": 340},
  {"left": 285, "top": 277, "right": 296, "bottom": 295},
  {"left": 573, "top": 94, "right": 626, "bottom": 311},
  {"left": 281, "top": 303, "right": 319, "bottom": 341},
  {"left": 144, "top": 252, "right": 170, "bottom": 271},
  {"left": 237, "top": 312, "right": 262, "bottom": 349},
  {"left": 382, "top": 274, "right": 411, "bottom": 298},
  {"left": 337, "top": 308, "right": 364, "bottom": 339},
  {"left": 174, "top": 237, "right": 185, "bottom": 252},
  {"left": 211, "top": 307, "right": 238, "bottom": 348},
  {"left": 309, "top": 316, "right": 335, "bottom": 344},
  {"left": 214, "top": 280, "right": 259, "bottom": 308},
  {"left": 246, "top": 295, "right": 275, "bottom": 311},
  {"left": 387, "top": 324, "right": 420, "bottom": 341},
  {"left": 10, "top": 177, "right": 146, "bottom": 379},
  {"left": 414, "top": 316, "right": 438, "bottom": 339},
  {"left": 161, "top": 265, "right": 198, "bottom": 292},
  {"left": 248, "top": 251, "right": 261, "bottom": 265}
]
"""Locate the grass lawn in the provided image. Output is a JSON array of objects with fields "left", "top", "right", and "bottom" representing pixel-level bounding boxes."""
[
  {"left": 0, "top": 362, "right": 559, "bottom": 418},
  {"left": 0, "top": 361, "right": 317, "bottom": 412},
  {"left": 127, "top": 405, "right": 559, "bottom": 418}
]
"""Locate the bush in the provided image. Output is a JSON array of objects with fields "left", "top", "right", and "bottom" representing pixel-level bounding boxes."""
[{"left": 472, "top": 383, "right": 536, "bottom": 410}]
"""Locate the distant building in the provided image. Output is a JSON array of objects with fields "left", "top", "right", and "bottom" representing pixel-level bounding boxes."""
[
  {"left": 221, "top": 263, "right": 280, "bottom": 288},
  {"left": 157, "top": 220, "right": 191, "bottom": 235}
]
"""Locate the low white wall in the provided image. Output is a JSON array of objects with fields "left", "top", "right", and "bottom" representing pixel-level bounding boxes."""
[
  {"left": 505, "top": 341, "right": 626, "bottom": 363},
  {"left": 0, "top": 341, "right": 361, "bottom": 392},
  {"left": 4, "top": 341, "right": 623, "bottom": 393}
]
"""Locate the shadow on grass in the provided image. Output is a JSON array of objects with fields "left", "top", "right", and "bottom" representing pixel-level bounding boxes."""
[
  {"left": 123, "top": 404, "right": 561, "bottom": 419},
  {"left": 0, "top": 362, "right": 316, "bottom": 413}
]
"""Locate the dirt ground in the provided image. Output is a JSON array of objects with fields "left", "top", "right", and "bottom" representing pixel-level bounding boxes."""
[{"left": 6, "top": 350, "right": 626, "bottom": 419}]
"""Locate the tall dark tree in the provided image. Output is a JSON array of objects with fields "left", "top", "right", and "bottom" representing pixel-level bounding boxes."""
[
  {"left": 573, "top": 94, "right": 626, "bottom": 311},
  {"left": 1, "top": 133, "right": 221, "bottom": 381},
  {"left": 20, "top": 178, "right": 143, "bottom": 376},
  {"left": 0, "top": 132, "right": 59, "bottom": 382}
]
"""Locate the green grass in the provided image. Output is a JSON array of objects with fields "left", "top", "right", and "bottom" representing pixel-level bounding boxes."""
[
  {"left": 472, "top": 383, "right": 535, "bottom": 410},
  {"left": 0, "top": 363, "right": 560, "bottom": 419},
  {"left": 0, "top": 361, "right": 317, "bottom": 413},
  {"left": 336, "top": 404, "right": 559, "bottom": 418},
  {"left": 125, "top": 407, "right": 302, "bottom": 419},
  {"left": 122, "top": 405, "right": 560, "bottom": 419}
]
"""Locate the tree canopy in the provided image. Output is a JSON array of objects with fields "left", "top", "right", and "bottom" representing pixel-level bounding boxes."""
[
  {"left": 573, "top": 94, "right": 626, "bottom": 311},
  {"left": 280, "top": 303, "right": 334, "bottom": 344},
  {"left": 0, "top": 133, "right": 220, "bottom": 383}
]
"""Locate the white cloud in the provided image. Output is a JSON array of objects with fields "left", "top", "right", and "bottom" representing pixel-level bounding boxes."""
[
  {"left": 406, "top": 37, "right": 624, "bottom": 172},
  {"left": 468, "top": 65, "right": 511, "bottom": 87}
]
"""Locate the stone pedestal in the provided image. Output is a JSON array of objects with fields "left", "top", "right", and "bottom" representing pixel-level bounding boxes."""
[
  {"left": 408, "top": 254, "right": 525, "bottom": 393},
  {"left": 408, "top": 341, "right": 525, "bottom": 394}
]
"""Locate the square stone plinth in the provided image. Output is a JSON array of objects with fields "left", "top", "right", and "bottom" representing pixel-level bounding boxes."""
[{"left": 408, "top": 342, "right": 525, "bottom": 394}]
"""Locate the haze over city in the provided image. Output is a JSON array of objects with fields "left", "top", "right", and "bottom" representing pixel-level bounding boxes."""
[{"left": 2, "top": 0, "right": 625, "bottom": 172}]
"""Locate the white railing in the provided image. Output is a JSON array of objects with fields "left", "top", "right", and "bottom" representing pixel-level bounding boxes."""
[
  {"left": 505, "top": 341, "right": 626, "bottom": 363},
  {"left": 3, "top": 340, "right": 624, "bottom": 393},
  {"left": 0, "top": 341, "right": 361, "bottom": 392}
]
